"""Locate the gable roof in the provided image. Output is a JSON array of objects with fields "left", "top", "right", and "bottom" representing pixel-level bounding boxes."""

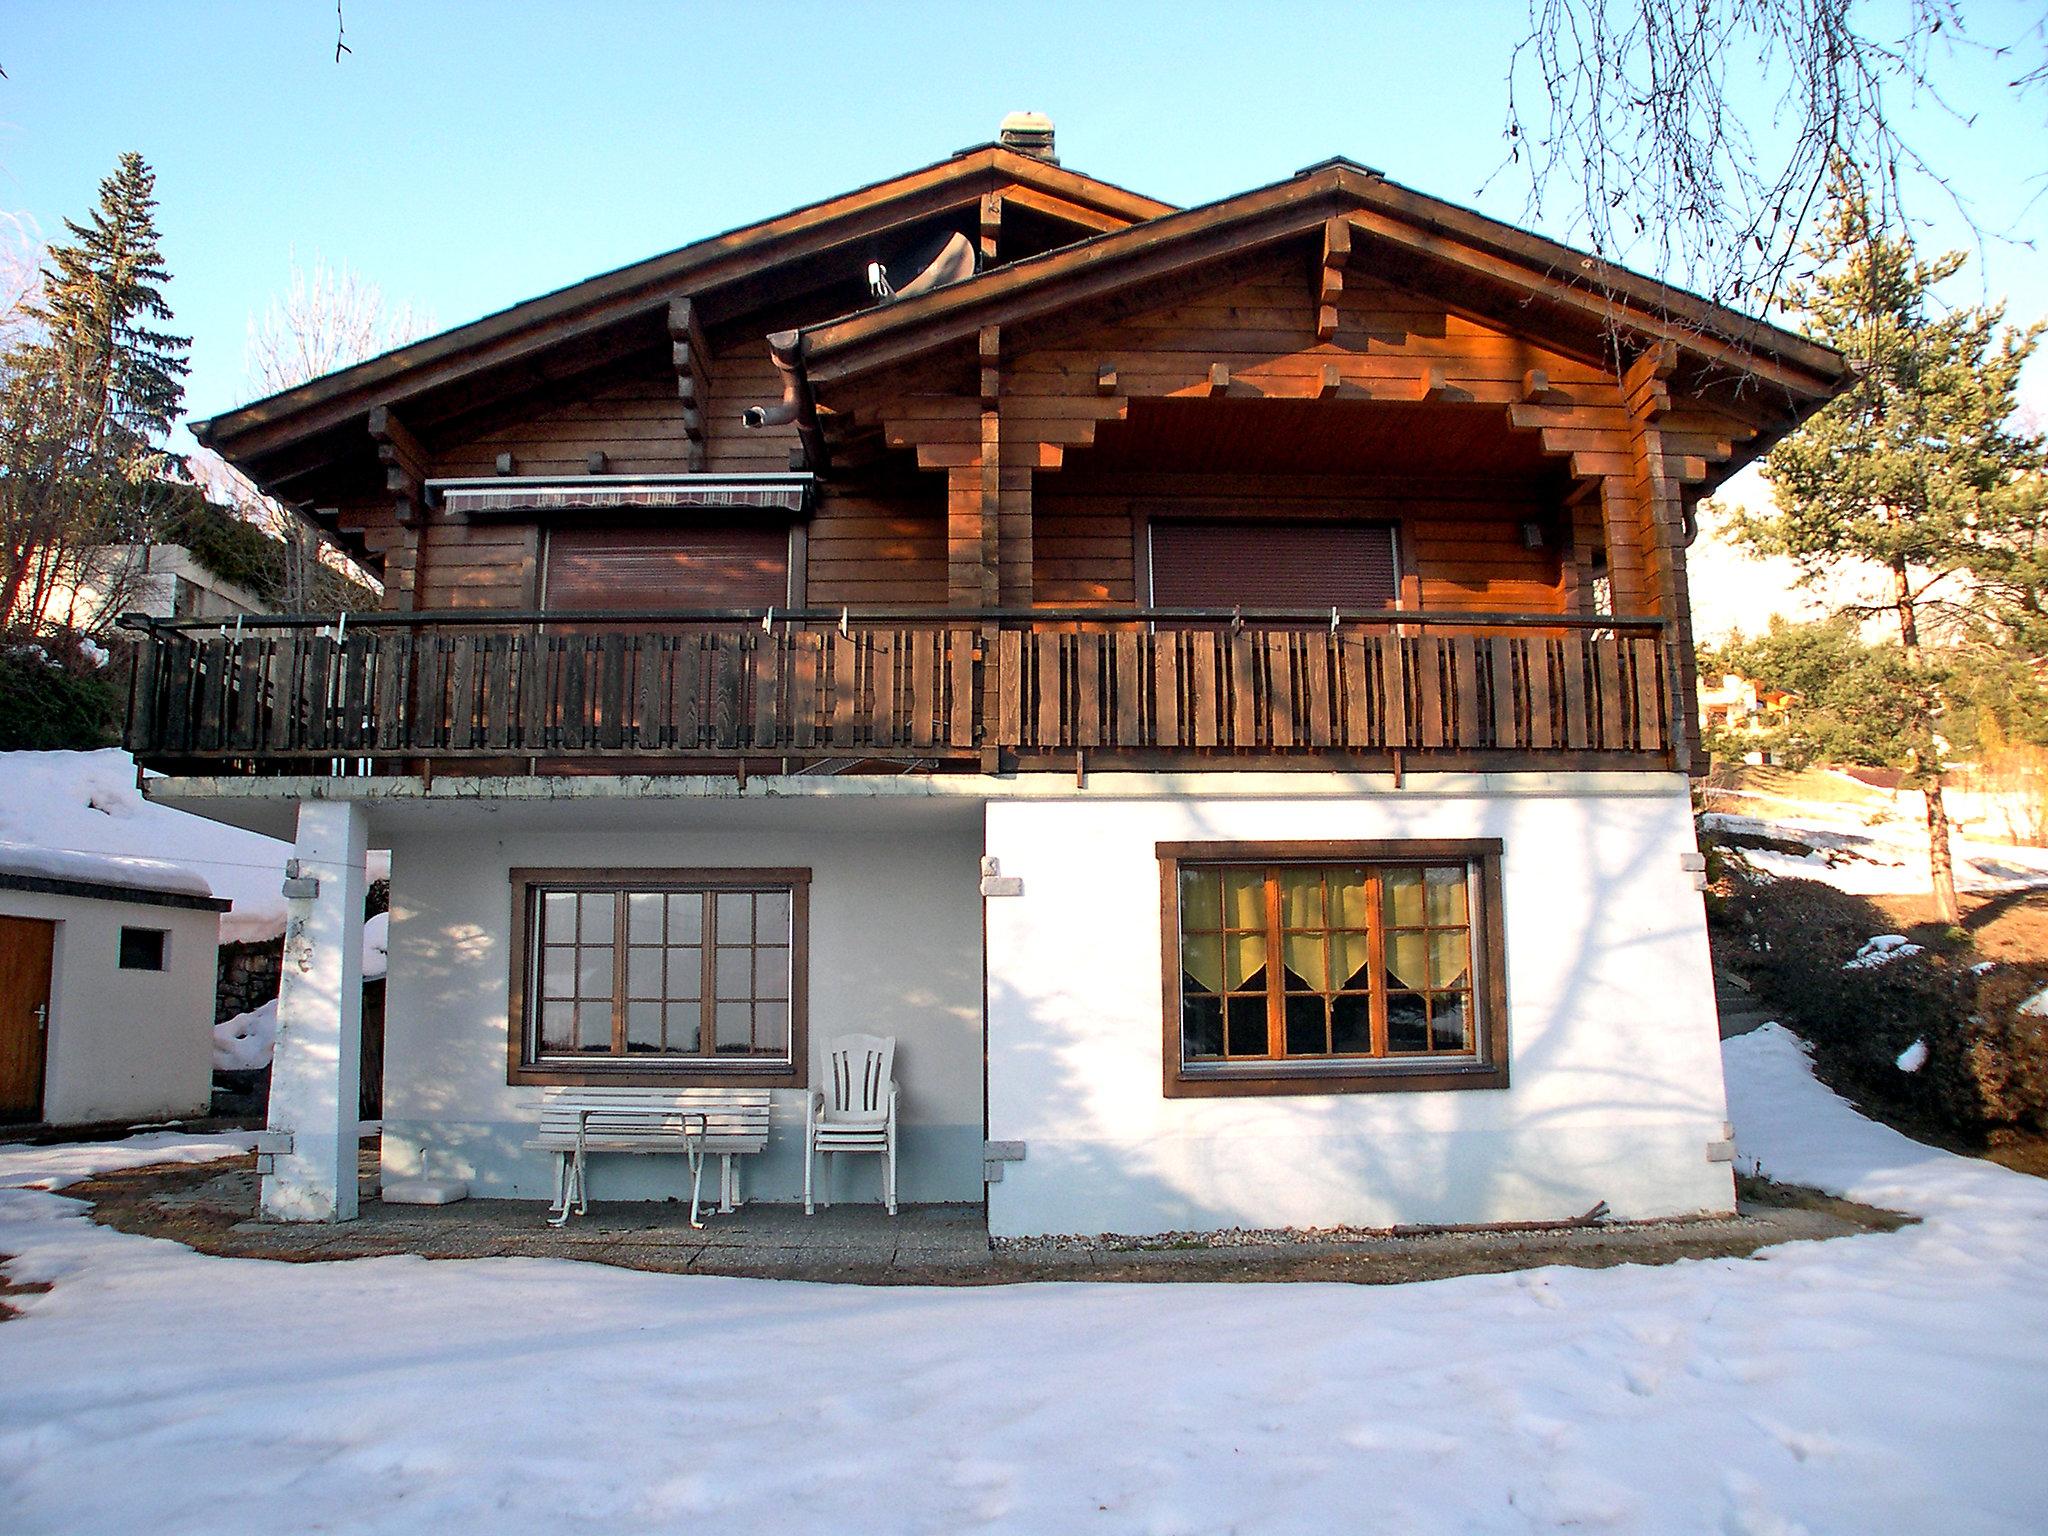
[
  {"left": 792, "top": 159, "right": 1848, "bottom": 410},
  {"left": 194, "top": 145, "right": 1173, "bottom": 476}
]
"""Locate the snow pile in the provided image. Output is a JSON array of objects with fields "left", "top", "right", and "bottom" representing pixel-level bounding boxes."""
[
  {"left": 362, "top": 910, "right": 388, "bottom": 981},
  {"left": 0, "top": 838, "right": 214, "bottom": 900},
  {"left": 0, "top": 750, "right": 292, "bottom": 942},
  {"left": 1895, "top": 1038, "right": 1930, "bottom": 1072},
  {"left": 2019, "top": 986, "right": 2048, "bottom": 1018},
  {"left": 1844, "top": 933, "right": 1924, "bottom": 970},
  {"left": 211, "top": 999, "right": 278, "bottom": 1073},
  {"left": 1, "top": 1033, "right": 2045, "bottom": 1532}
]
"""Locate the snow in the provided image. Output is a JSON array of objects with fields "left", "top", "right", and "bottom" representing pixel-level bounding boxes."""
[
  {"left": 0, "top": 750, "right": 292, "bottom": 942},
  {"left": 1703, "top": 788, "right": 2048, "bottom": 898},
  {"left": 0, "top": 838, "right": 214, "bottom": 900},
  {"left": 2, "top": 1032, "right": 2045, "bottom": 1533},
  {"left": 2021, "top": 986, "right": 2048, "bottom": 1019},
  {"left": 210, "top": 998, "right": 277, "bottom": 1072},
  {"left": 1895, "top": 1038, "right": 1930, "bottom": 1073},
  {"left": 362, "top": 909, "right": 388, "bottom": 981},
  {"left": 1844, "top": 933, "right": 1924, "bottom": 970}
]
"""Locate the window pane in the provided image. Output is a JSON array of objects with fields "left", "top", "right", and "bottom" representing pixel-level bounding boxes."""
[
  {"left": 1425, "top": 866, "right": 1469, "bottom": 925},
  {"left": 1180, "top": 867, "right": 1222, "bottom": 931},
  {"left": 539, "top": 1001, "right": 575, "bottom": 1050},
  {"left": 668, "top": 945, "right": 701, "bottom": 1001},
  {"left": 1181, "top": 932, "right": 1223, "bottom": 996},
  {"left": 625, "top": 1001, "right": 662, "bottom": 1050},
  {"left": 1331, "top": 867, "right": 1371, "bottom": 929},
  {"left": 667, "top": 1002, "right": 703, "bottom": 1050},
  {"left": 715, "top": 946, "right": 752, "bottom": 999},
  {"left": 1430, "top": 930, "right": 1471, "bottom": 989},
  {"left": 574, "top": 948, "right": 609, "bottom": 998},
  {"left": 754, "top": 947, "right": 789, "bottom": 1000},
  {"left": 1284, "top": 994, "right": 1328, "bottom": 1055},
  {"left": 627, "top": 892, "right": 664, "bottom": 944},
  {"left": 543, "top": 891, "right": 577, "bottom": 941},
  {"left": 1333, "top": 930, "right": 1372, "bottom": 991},
  {"left": 1331, "top": 993, "right": 1372, "bottom": 1053},
  {"left": 1430, "top": 993, "right": 1472, "bottom": 1051},
  {"left": 576, "top": 1001, "right": 612, "bottom": 1050},
  {"left": 1226, "top": 995, "right": 1268, "bottom": 1056},
  {"left": 1183, "top": 994, "right": 1224, "bottom": 1060},
  {"left": 1387, "top": 993, "right": 1428, "bottom": 1053},
  {"left": 626, "top": 947, "right": 662, "bottom": 999},
  {"left": 1222, "top": 868, "right": 1265, "bottom": 929},
  {"left": 541, "top": 946, "right": 575, "bottom": 1000},
  {"left": 1283, "top": 931, "right": 1325, "bottom": 992},
  {"left": 715, "top": 1002, "right": 752, "bottom": 1052},
  {"left": 1225, "top": 931, "right": 1267, "bottom": 991},
  {"left": 754, "top": 890, "right": 792, "bottom": 941},
  {"left": 753, "top": 1001, "right": 790, "bottom": 1054},
  {"left": 1385, "top": 930, "right": 1429, "bottom": 991},
  {"left": 715, "top": 892, "right": 753, "bottom": 943},
  {"left": 667, "top": 892, "right": 701, "bottom": 943},
  {"left": 1384, "top": 868, "right": 1424, "bottom": 928},
  {"left": 578, "top": 894, "right": 613, "bottom": 944},
  {"left": 1278, "top": 867, "right": 1323, "bottom": 928}
]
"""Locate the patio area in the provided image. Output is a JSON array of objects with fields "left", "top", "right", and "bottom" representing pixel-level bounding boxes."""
[{"left": 53, "top": 1141, "right": 1910, "bottom": 1287}]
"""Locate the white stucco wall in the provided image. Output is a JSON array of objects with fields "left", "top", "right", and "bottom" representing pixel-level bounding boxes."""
[
  {"left": 0, "top": 888, "right": 217, "bottom": 1125},
  {"left": 379, "top": 801, "right": 986, "bottom": 1204},
  {"left": 982, "top": 774, "right": 1732, "bottom": 1237}
]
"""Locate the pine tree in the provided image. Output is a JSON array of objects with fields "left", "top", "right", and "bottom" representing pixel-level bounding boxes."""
[
  {"left": 1733, "top": 166, "right": 2045, "bottom": 924},
  {"left": 17, "top": 151, "right": 189, "bottom": 468},
  {"left": 0, "top": 152, "right": 190, "bottom": 631}
]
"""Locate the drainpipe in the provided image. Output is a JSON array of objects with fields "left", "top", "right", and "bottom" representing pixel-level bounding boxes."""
[{"left": 742, "top": 329, "right": 828, "bottom": 472}]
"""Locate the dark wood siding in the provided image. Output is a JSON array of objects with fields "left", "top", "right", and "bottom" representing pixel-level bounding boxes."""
[{"left": 1149, "top": 521, "right": 1397, "bottom": 608}]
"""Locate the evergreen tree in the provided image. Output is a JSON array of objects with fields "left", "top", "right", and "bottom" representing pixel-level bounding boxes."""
[
  {"left": 0, "top": 152, "right": 189, "bottom": 631},
  {"left": 18, "top": 151, "right": 189, "bottom": 466},
  {"left": 1733, "top": 167, "right": 2046, "bottom": 923}
]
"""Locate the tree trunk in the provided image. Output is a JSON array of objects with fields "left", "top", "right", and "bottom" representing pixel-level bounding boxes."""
[{"left": 1925, "top": 785, "right": 1960, "bottom": 925}]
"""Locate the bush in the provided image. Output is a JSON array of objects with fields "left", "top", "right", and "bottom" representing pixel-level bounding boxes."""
[
  {"left": 0, "top": 642, "right": 121, "bottom": 749},
  {"left": 1715, "top": 873, "right": 2048, "bottom": 1142}
]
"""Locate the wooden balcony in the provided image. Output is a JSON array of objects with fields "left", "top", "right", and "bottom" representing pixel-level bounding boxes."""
[{"left": 121, "top": 608, "right": 1681, "bottom": 776}]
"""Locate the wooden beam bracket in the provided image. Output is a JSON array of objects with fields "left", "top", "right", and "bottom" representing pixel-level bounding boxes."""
[
  {"left": 669, "top": 295, "right": 711, "bottom": 470},
  {"left": 367, "top": 404, "right": 428, "bottom": 527},
  {"left": 1317, "top": 216, "right": 1353, "bottom": 341}
]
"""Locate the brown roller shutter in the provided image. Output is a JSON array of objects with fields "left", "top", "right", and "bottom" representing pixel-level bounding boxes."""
[
  {"left": 1149, "top": 521, "right": 1398, "bottom": 608},
  {"left": 543, "top": 526, "right": 789, "bottom": 611}
]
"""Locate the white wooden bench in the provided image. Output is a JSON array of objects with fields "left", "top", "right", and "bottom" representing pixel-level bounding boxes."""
[{"left": 528, "top": 1086, "right": 773, "bottom": 1229}]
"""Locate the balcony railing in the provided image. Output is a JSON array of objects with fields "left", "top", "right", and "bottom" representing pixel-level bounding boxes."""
[{"left": 120, "top": 608, "right": 1677, "bottom": 774}]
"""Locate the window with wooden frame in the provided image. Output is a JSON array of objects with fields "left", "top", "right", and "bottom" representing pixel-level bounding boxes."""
[
  {"left": 1157, "top": 840, "right": 1507, "bottom": 1097},
  {"left": 508, "top": 868, "right": 808, "bottom": 1087}
]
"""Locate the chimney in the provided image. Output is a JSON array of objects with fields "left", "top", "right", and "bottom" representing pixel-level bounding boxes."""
[{"left": 998, "top": 111, "right": 1057, "bottom": 164}]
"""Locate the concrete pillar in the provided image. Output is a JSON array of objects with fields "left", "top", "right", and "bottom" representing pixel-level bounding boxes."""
[{"left": 260, "top": 799, "right": 368, "bottom": 1222}]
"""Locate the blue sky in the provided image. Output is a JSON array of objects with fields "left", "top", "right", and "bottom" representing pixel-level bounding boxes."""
[{"left": 1, "top": 0, "right": 2044, "bottom": 436}]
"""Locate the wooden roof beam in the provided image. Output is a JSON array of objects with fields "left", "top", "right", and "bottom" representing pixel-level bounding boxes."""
[
  {"left": 367, "top": 405, "right": 428, "bottom": 527},
  {"left": 1317, "top": 217, "right": 1352, "bottom": 342},
  {"left": 669, "top": 296, "right": 711, "bottom": 471}
]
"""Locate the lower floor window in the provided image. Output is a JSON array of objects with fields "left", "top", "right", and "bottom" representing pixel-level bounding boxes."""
[
  {"left": 1159, "top": 840, "right": 1507, "bottom": 1095},
  {"left": 512, "top": 869, "right": 808, "bottom": 1083}
]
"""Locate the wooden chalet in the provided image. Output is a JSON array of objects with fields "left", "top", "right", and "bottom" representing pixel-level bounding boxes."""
[{"left": 149, "top": 118, "right": 1849, "bottom": 1238}]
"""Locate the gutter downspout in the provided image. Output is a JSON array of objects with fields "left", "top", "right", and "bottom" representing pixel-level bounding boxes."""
[{"left": 742, "top": 329, "right": 829, "bottom": 472}]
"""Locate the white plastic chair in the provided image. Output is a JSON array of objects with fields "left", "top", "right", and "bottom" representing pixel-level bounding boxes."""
[{"left": 804, "top": 1033, "right": 898, "bottom": 1216}]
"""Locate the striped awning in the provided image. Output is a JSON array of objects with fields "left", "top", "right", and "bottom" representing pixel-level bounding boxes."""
[{"left": 432, "top": 474, "right": 812, "bottom": 519}]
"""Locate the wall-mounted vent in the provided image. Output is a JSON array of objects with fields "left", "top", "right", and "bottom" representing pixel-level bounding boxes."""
[{"left": 998, "top": 111, "right": 1056, "bottom": 163}]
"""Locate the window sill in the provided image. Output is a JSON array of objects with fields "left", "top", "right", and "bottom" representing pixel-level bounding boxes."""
[
  {"left": 1165, "top": 1060, "right": 1508, "bottom": 1098},
  {"left": 510, "top": 1060, "right": 803, "bottom": 1090}
]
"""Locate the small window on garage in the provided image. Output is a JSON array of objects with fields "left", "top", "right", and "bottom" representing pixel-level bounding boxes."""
[{"left": 118, "top": 926, "right": 168, "bottom": 971}]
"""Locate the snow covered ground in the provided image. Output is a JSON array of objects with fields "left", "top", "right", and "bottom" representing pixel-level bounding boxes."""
[
  {"left": 1703, "top": 777, "right": 2048, "bottom": 897},
  {"left": 1, "top": 1032, "right": 2043, "bottom": 1533}
]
